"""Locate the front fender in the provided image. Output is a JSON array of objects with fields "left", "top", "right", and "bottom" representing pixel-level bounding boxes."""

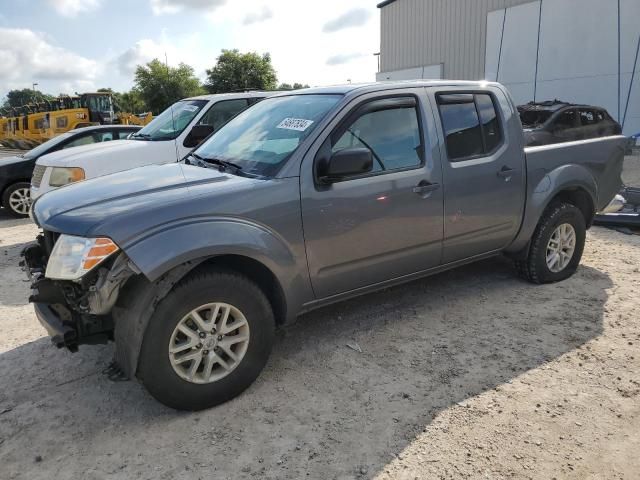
[
  {"left": 124, "top": 215, "right": 293, "bottom": 274},
  {"left": 507, "top": 163, "right": 597, "bottom": 254},
  {"left": 121, "top": 216, "right": 310, "bottom": 317}
]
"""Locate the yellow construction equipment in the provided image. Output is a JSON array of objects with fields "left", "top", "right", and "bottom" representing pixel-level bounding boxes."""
[
  {"left": 0, "top": 92, "right": 152, "bottom": 149},
  {"left": 116, "top": 111, "right": 153, "bottom": 126}
]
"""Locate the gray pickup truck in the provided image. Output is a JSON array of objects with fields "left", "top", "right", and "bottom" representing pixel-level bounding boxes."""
[{"left": 23, "top": 81, "right": 625, "bottom": 410}]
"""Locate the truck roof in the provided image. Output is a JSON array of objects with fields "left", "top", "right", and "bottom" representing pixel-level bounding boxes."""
[
  {"left": 269, "top": 80, "right": 502, "bottom": 97},
  {"left": 184, "top": 81, "right": 501, "bottom": 102},
  {"left": 184, "top": 91, "right": 279, "bottom": 101}
]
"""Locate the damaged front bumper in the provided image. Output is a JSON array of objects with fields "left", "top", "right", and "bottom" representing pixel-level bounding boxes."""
[
  {"left": 33, "top": 302, "right": 79, "bottom": 351},
  {"left": 20, "top": 235, "right": 137, "bottom": 351}
]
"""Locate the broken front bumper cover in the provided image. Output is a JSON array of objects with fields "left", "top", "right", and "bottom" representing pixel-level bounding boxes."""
[
  {"left": 21, "top": 239, "right": 115, "bottom": 351},
  {"left": 33, "top": 302, "right": 79, "bottom": 351}
]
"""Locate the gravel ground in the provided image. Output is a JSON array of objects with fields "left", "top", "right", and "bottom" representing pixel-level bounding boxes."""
[{"left": 0, "top": 211, "right": 639, "bottom": 480}]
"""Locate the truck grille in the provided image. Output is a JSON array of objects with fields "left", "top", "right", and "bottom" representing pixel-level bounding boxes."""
[{"left": 32, "top": 165, "right": 47, "bottom": 188}]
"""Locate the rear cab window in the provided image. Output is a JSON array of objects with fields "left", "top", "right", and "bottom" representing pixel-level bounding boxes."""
[{"left": 436, "top": 92, "right": 503, "bottom": 161}]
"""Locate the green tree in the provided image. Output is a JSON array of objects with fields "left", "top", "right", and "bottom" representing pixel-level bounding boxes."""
[
  {"left": 277, "top": 82, "right": 310, "bottom": 91},
  {"left": 3, "top": 88, "right": 54, "bottom": 108},
  {"left": 119, "top": 89, "right": 147, "bottom": 114},
  {"left": 205, "top": 50, "right": 277, "bottom": 93},
  {"left": 134, "top": 59, "right": 204, "bottom": 114}
]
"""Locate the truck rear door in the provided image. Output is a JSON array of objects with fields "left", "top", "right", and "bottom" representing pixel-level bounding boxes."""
[
  {"left": 300, "top": 89, "right": 444, "bottom": 298},
  {"left": 431, "top": 88, "right": 526, "bottom": 264}
]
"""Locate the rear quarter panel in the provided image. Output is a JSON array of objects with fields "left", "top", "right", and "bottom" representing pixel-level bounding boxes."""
[{"left": 507, "top": 135, "right": 626, "bottom": 253}]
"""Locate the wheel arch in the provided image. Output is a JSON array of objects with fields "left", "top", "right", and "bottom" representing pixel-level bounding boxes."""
[
  {"left": 546, "top": 187, "right": 595, "bottom": 227},
  {"left": 186, "top": 254, "right": 288, "bottom": 326},
  {"left": 112, "top": 252, "right": 290, "bottom": 380},
  {"left": 1, "top": 178, "right": 31, "bottom": 198},
  {"left": 505, "top": 163, "right": 597, "bottom": 256},
  {"left": 1, "top": 179, "right": 32, "bottom": 214}
]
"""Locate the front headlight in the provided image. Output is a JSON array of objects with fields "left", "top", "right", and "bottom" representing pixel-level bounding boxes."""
[
  {"left": 49, "top": 167, "right": 85, "bottom": 187},
  {"left": 46, "top": 235, "right": 119, "bottom": 281}
]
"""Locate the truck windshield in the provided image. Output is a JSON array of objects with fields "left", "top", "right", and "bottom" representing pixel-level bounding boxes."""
[
  {"left": 132, "top": 100, "right": 207, "bottom": 141},
  {"left": 193, "top": 94, "right": 342, "bottom": 177}
]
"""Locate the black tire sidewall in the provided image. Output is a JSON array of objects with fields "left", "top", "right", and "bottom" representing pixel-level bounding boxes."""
[
  {"left": 138, "top": 271, "right": 275, "bottom": 410},
  {"left": 531, "top": 203, "right": 586, "bottom": 283},
  {"left": 2, "top": 182, "right": 31, "bottom": 218}
]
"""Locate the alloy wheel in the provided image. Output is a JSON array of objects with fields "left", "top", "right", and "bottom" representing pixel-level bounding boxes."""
[
  {"left": 168, "top": 302, "right": 250, "bottom": 384},
  {"left": 8, "top": 187, "right": 30, "bottom": 216},
  {"left": 546, "top": 223, "right": 576, "bottom": 273}
]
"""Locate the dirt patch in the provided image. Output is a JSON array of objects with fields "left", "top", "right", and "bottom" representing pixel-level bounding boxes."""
[{"left": 0, "top": 214, "right": 639, "bottom": 479}]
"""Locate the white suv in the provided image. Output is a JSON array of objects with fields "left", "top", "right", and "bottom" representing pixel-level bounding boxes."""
[{"left": 31, "top": 92, "right": 273, "bottom": 201}]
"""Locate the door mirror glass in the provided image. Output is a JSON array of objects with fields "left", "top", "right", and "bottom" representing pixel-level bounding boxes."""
[
  {"left": 184, "top": 124, "right": 214, "bottom": 148},
  {"left": 319, "top": 147, "right": 373, "bottom": 183}
]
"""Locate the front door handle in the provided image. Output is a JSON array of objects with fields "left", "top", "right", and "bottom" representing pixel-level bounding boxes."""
[
  {"left": 413, "top": 181, "right": 440, "bottom": 197},
  {"left": 497, "top": 166, "right": 515, "bottom": 180}
]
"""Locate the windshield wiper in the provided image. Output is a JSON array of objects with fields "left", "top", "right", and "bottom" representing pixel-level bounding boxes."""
[
  {"left": 183, "top": 152, "right": 258, "bottom": 178},
  {"left": 131, "top": 132, "right": 152, "bottom": 139},
  {"left": 184, "top": 152, "right": 208, "bottom": 167},
  {"left": 201, "top": 157, "right": 243, "bottom": 172}
]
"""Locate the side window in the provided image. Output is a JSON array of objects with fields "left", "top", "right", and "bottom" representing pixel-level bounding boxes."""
[
  {"left": 96, "top": 131, "right": 114, "bottom": 142},
  {"left": 579, "top": 109, "right": 596, "bottom": 126},
  {"left": 198, "top": 99, "right": 249, "bottom": 131},
  {"left": 331, "top": 99, "right": 422, "bottom": 172},
  {"left": 61, "top": 133, "right": 96, "bottom": 149},
  {"left": 117, "top": 130, "right": 133, "bottom": 140},
  {"left": 437, "top": 94, "right": 484, "bottom": 160},
  {"left": 596, "top": 110, "right": 606, "bottom": 123},
  {"left": 555, "top": 109, "right": 578, "bottom": 130}
]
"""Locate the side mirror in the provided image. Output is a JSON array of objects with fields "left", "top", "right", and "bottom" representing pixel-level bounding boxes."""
[
  {"left": 319, "top": 147, "right": 373, "bottom": 183},
  {"left": 184, "top": 124, "right": 214, "bottom": 148}
]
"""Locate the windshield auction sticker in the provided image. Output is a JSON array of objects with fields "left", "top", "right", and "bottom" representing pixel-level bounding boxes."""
[{"left": 277, "top": 118, "right": 314, "bottom": 131}]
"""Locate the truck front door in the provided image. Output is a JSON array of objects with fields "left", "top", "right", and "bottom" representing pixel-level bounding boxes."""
[
  {"left": 300, "top": 90, "right": 444, "bottom": 299},
  {"left": 432, "top": 89, "right": 525, "bottom": 264}
]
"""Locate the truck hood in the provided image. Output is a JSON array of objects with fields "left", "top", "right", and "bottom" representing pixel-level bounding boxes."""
[
  {"left": 32, "top": 162, "right": 262, "bottom": 240},
  {"left": 36, "top": 139, "right": 162, "bottom": 167}
]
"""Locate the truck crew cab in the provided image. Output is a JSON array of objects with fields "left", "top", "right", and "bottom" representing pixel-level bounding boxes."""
[{"left": 23, "top": 81, "right": 625, "bottom": 410}]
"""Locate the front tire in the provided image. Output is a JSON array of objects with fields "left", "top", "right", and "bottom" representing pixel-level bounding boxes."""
[
  {"left": 515, "top": 202, "right": 586, "bottom": 284},
  {"left": 137, "top": 270, "right": 275, "bottom": 410},
  {"left": 2, "top": 182, "right": 31, "bottom": 218}
]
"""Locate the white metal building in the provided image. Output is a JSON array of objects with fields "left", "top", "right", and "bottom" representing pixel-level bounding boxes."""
[{"left": 377, "top": 0, "right": 640, "bottom": 135}]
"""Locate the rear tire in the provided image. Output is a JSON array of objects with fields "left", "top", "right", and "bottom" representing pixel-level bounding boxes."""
[
  {"left": 137, "top": 269, "right": 275, "bottom": 410},
  {"left": 515, "top": 202, "right": 586, "bottom": 284},
  {"left": 2, "top": 182, "right": 31, "bottom": 218}
]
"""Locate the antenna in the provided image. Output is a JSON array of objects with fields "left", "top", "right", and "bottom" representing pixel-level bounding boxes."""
[{"left": 164, "top": 51, "right": 179, "bottom": 160}]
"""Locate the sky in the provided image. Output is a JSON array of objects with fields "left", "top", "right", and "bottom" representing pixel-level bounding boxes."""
[{"left": 0, "top": 0, "right": 381, "bottom": 98}]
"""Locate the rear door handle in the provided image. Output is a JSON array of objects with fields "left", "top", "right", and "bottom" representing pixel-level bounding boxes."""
[
  {"left": 413, "top": 181, "right": 440, "bottom": 197},
  {"left": 497, "top": 166, "right": 515, "bottom": 179}
]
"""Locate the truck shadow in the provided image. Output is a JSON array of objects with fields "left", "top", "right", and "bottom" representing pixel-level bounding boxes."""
[
  {"left": 0, "top": 257, "right": 610, "bottom": 479},
  {"left": 0, "top": 210, "right": 30, "bottom": 225},
  {"left": 0, "top": 240, "right": 36, "bottom": 306}
]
